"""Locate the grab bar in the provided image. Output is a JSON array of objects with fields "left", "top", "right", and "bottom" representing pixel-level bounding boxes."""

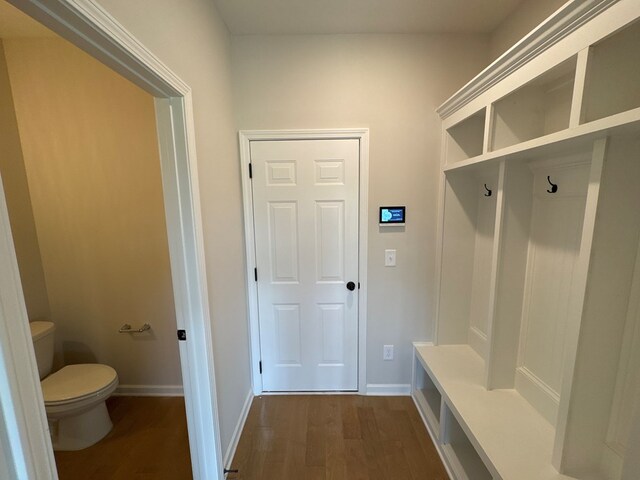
[{"left": 118, "top": 323, "right": 151, "bottom": 333}]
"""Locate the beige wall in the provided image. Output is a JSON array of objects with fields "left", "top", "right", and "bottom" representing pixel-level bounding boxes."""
[
  {"left": 489, "top": 0, "right": 567, "bottom": 60},
  {"left": 95, "top": 0, "right": 252, "bottom": 457},
  {"left": 3, "top": 37, "right": 181, "bottom": 387},
  {"left": 0, "top": 41, "right": 49, "bottom": 320},
  {"left": 232, "top": 33, "right": 490, "bottom": 385}
]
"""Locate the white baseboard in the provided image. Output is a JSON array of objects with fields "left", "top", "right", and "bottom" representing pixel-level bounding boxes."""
[
  {"left": 113, "top": 384, "right": 184, "bottom": 397},
  {"left": 365, "top": 384, "right": 411, "bottom": 396},
  {"left": 224, "top": 389, "right": 254, "bottom": 469}
]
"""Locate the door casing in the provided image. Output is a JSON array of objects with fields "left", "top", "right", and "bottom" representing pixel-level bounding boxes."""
[
  {"left": 0, "top": 1, "right": 224, "bottom": 479},
  {"left": 239, "top": 129, "right": 369, "bottom": 395}
]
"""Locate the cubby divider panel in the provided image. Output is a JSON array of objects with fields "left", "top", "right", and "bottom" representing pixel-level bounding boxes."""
[
  {"left": 413, "top": 356, "right": 442, "bottom": 434},
  {"left": 557, "top": 135, "right": 640, "bottom": 479},
  {"left": 441, "top": 405, "right": 493, "bottom": 480}
]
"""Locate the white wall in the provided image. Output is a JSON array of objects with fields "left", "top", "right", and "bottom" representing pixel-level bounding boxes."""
[
  {"left": 96, "top": 0, "right": 252, "bottom": 458},
  {"left": 232, "top": 33, "right": 489, "bottom": 387},
  {"left": 489, "top": 0, "right": 567, "bottom": 60}
]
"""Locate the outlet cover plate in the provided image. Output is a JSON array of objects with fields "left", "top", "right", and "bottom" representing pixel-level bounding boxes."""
[{"left": 383, "top": 344, "right": 394, "bottom": 360}]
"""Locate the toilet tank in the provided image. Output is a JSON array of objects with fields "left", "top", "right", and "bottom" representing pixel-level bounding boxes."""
[{"left": 29, "top": 321, "right": 55, "bottom": 380}]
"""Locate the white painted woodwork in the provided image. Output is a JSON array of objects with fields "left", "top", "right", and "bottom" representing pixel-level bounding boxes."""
[
  {"left": 491, "top": 57, "right": 576, "bottom": 151},
  {"left": 418, "top": 4, "right": 640, "bottom": 480},
  {"left": 441, "top": 404, "right": 493, "bottom": 480},
  {"left": 0, "top": 1, "right": 225, "bottom": 478},
  {"left": 486, "top": 160, "right": 533, "bottom": 390},
  {"left": 414, "top": 344, "right": 574, "bottom": 480},
  {"left": 467, "top": 175, "right": 497, "bottom": 358},
  {"left": 581, "top": 20, "right": 640, "bottom": 123},
  {"left": 515, "top": 158, "right": 590, "bottom": 425},
  {"left": 250, "top": 139, "right": 359, "bottom": 391},
  {"left": 437, "top": 164, "right": 499, "bottom": 363},
  {"left": 412, "top": 353, "right": 442, "bottom": 434},
  {"left": 446, "top": 109, "right": 486, "bottom": 163},
  {"left": 568, "top": 48, "right": 590, "bottom": 128},
  {"left": 556, "top": 136, "right": 640, "bottom": 478},
  {"left": 604, "top": 240, "right": 640, "bottom": 477}
]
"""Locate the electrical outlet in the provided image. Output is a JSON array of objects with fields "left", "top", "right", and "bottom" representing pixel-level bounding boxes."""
[
  {"left": 384, "top": 249, "right": 396, "bottom": 267},
  {"left": 383, "top": 344, "right": 394, "bottom": 361}
]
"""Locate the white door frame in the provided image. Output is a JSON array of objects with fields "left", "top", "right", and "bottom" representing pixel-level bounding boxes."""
[
  {"left": 0, "top": 1, "right": 223, "bottom": 479},
  {"left": 239, "top": 129, "right": 369, "bottom": 395}
]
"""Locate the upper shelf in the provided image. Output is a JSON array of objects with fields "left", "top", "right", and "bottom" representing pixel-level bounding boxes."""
[
  {"left": 490, "top": 57, "right": 576, "bottom": 152},
  {"left": 441, "top": 1, "right": 640, "bottom": 171},
  {"left": 444, "top": 106, "right": 640, "bottom": 173}
]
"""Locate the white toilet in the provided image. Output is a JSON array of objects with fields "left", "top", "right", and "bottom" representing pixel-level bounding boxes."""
[{"left": 30, "top": 321, "right": 119, "bottom": 451}]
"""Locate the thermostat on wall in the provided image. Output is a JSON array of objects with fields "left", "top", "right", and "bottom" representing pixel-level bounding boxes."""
[{"left": 379, "top": 206, "right": 406, "bottom": 226}]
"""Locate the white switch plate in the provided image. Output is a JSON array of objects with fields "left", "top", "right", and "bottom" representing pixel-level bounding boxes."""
[
  {"left": 385, "top": 249, "right": 396, "bottom": 267},
  {"left": 383, "top": 345, "right": 394, "bottom": 360}
]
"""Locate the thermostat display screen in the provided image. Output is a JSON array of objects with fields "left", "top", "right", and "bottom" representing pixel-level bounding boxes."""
[{"left": 379, "top": 206, "right": 406, "bottom": 225}]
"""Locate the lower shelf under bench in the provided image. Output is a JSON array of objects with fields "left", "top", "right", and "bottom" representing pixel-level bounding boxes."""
[{"left": 412, "top": 343, "right": 575, "bottom": 480}]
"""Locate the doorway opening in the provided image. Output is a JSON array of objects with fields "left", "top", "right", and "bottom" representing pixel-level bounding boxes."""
[{"left": 0, "top": 1, "right": 222, "bottom": 478}]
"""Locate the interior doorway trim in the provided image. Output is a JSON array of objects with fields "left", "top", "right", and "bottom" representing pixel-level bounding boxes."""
[
  {"left": 0, "top": 1, "right": 223, "bottom": 479},
  {"left": 239, "top": 129, "right": 370, "bottom": 395}
]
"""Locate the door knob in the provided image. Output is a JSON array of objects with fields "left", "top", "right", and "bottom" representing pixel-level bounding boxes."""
[{"left": 346, "top": 281, "right": 356, "bottom": 291}]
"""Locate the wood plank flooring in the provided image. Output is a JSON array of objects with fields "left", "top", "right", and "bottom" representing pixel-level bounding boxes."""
[
  {"left": 54, "top": 396, "right": 192, "bottom": 480},
  {"left": 228, "top": 395, "right": 448, "bottom": 480},
  {"left": 53, "top": 395, "right": 447, "bottom": 479}
]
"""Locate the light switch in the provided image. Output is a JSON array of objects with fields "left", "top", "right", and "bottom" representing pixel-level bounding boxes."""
[{"left": 385, "top": 249, "right": 396, "bottom": 267}]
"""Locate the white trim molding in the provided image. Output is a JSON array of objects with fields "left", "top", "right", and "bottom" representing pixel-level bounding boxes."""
[
  {"left": 436, "top": 0, "right": 620, "bottom": 119},
  {"left": 366, "top": 384, "right": 412, "bottom": 396},
  {"left": 223, "top": 390, "right": 254, "bottom": 470},
  {"left": 3, "top": 1, "right": 225, "bottom": 479},
  {"left": 113, "top": 385, "right": 185, "bottom": 397},
  {"left": 238, "top": 129, "right": 370, "bottom": 396}
]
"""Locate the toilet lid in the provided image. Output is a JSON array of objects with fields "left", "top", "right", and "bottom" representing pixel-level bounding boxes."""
[{"left": 42, "top": 364, "right": 118, "bottom": 404}]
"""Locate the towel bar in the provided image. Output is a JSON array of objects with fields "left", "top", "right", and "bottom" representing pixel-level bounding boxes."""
[{"left": 118, "top": 323, "right": 151, "bottom": 333}]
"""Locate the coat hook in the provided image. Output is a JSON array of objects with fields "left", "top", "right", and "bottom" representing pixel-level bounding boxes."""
[
  {"left": 484, "top": 184, "right": 492, "bottom": 197},
  {"left": 547, "top": 176, "right": 558, "bottom": 193}
]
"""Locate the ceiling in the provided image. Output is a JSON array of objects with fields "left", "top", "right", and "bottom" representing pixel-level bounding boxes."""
[
  {"left": 0, "top": 1, "right": 53, "bottom": 38},
  {"left": 213, "top": 0, "right": 526, "bottom": 35}
]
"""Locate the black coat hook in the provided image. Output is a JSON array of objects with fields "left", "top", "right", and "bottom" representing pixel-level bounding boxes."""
[
  {"left": 547, "top": 176, "right": 558, "bottom": 193},
  {"left": 484, "top": 184, "right": 492, "bottom": 197}
]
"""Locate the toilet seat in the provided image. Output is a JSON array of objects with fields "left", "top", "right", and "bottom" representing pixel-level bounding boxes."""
[{"left": 42, "top": 364, "right": 118, "bottom": 406}]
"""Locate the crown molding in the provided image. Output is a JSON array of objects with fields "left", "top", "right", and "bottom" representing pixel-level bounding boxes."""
[{"left": 437, "top": 0, "right": 620, "bottom": 120}]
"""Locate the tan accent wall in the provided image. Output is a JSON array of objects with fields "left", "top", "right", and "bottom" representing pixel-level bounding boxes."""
[
  {"left": 0, "top": 40, "right": 49, "bottom": 320},
  {"left": 96, "top": 0, "right": 253, "bottom": 455},
  {"left": 3, "top": 37, "right": 181, "bottom": 387}
]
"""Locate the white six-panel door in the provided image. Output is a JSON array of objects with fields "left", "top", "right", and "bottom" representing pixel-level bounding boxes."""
[{"left": 250, "top": 139, "right": 359, "bottom": 391}]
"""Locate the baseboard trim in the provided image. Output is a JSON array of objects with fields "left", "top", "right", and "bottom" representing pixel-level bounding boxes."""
[
  {"left": 224, "top": 389, "right": 254, "bottom": 469},
  {"left": 113, "top": 384, "right": 184, "bottom": 397},
  {"left": 365, "top": 384, "right": 411, "bottom": 396}
]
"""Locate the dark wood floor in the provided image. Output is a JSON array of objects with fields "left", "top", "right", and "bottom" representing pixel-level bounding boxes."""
[
  {"left": 228, "top": 395, "right": 448, "bottom": 480},
  {"left": 54, "top": 396, "right": 192, "bottom": 480}
]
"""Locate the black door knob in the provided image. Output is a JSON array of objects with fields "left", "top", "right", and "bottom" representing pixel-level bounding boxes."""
[{"left": 346, "top": 281, "right": 356, "bottom": 291}]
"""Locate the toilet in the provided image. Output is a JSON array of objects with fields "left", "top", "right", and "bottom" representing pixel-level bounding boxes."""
[{"left": 30, "top": 321, "right": 119, "bottom": 451}]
